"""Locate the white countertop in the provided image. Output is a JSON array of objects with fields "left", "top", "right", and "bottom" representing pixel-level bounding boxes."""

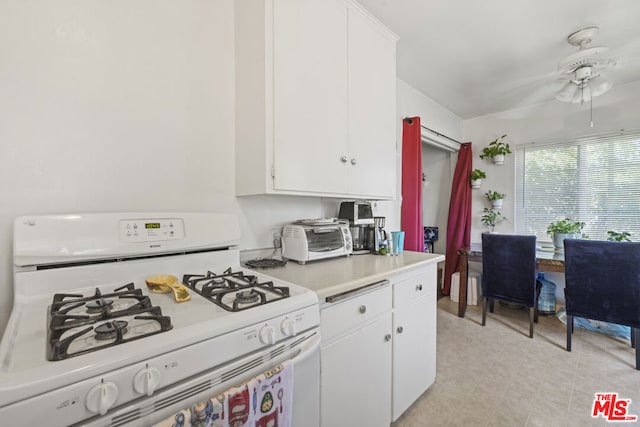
[{"left": 248, "top": 251, "right": 444, "bottom": 301}]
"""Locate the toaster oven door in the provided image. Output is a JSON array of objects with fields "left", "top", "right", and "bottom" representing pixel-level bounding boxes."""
[{"left": 306, "top": 228, "right": 345, "bottom": 253}]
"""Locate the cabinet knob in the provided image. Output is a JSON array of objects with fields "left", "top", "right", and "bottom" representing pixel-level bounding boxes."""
[
  {"left": 384, "top": 334, "right": 392, "bottom": 342},
  {"left": 397, "top": 326, "right": 404, "bottom": 334},
  {"left": 416, "top": 284, "right": 423, "bottom": 291},
  {"left": 359, "top": 305, "right": 367, "bottom": 314},
  {"left": 350, "top": 158, "right": 357, "bottom": 165},
  {"left": 341, "top": 156, "right": 348, "bottom": 163}
]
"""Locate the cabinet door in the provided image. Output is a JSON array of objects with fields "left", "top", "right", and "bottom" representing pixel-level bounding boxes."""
[
  {"left": 392, "top": 294, "right": 436, "bottom": 420},
  {"left": 321, "top": 313, "right": 392, "bottom": 427},
  {"left": 347, "top": 6, "right": 397, "bottom": 198},
  {"left": 272, "top": 0, "right": 349, "bottom": 194}
]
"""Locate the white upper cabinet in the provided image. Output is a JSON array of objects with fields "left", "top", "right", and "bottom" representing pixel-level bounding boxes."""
[
  {"left": 235, "top": 0, "right": 398, "bottom": 199},
  {"left": 272, "top": 0, "right": 349, "bottom": 194},
  {"left": 347, "top": 3, "right": 397, "bottom": 198}
]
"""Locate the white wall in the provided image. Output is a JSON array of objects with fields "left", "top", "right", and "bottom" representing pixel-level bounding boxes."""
[{"left": 397, "top": 80, "right": 464, "bottom": 254}]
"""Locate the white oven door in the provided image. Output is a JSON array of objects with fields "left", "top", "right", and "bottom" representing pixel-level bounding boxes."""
[{"left": 78, "top": 329, "right": 320, "bottom": 427}]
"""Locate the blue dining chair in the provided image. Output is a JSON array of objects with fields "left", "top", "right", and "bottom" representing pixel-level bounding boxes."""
[
  {"left": 481, "top": 233, "right": 539, "bottom": 338},
  {"left": 563, "top": 239, "right": 640, "bottom": 369}
]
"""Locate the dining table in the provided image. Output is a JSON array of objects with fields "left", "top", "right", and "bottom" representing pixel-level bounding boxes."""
[{"left": 456, "top": 246, "right": 565, "bottom": 318}]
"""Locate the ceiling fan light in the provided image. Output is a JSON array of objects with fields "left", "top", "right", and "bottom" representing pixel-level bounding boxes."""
[
  {"left": 590, "top": 75, "right": 613, "bottom": 97},
  {"left": 555, "top": 81, "right": 578, "bottom": 102}
]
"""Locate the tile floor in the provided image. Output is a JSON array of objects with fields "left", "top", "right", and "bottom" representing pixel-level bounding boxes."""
[{"left": 392, "top": 298, "right": 640, "bottom": 427}]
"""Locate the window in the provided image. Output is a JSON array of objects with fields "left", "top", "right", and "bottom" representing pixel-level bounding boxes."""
[{"left": 515, "top": 131, "right": 640, "bottom": 242}]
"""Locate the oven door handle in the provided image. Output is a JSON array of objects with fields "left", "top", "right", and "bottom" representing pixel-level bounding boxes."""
[{"left": 288, "top": 331, "right": 320, "bottom": 365}]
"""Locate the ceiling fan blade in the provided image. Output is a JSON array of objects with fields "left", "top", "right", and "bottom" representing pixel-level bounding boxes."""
[
  {"left": 555, "top": 81, "right": 578, "bottom": 102},
  {"left": 590, "top": 74, "right": 613, "bottom": 97}
]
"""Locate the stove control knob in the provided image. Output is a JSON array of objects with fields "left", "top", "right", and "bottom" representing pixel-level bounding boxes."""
[
  {"left": 86, "top": 380, "right": 118, "bottom": 415},
  {"left": 280, "top": 318, "right": 297, "bottom": 337},
  {"left": 133, "top": 365, "right": 161, "bottom": 396},
  {"left": 259, "top": 325, "right": 276, "bottom": 345}
]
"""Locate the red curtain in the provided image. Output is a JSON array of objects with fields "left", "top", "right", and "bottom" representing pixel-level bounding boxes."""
[
  {"left": 401, "top": 117, "right": 424, "bottom": 252},
  {"left": 442, "top": 142, "right": 473, "bottom": 295}
]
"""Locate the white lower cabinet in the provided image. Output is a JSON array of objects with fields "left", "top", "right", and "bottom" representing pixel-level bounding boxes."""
[
  {"left": 318, "top": 263, "right": 439, "bottom": 426},
  {"left": 391, "top": 264, "right": 437, "bottom": 421},
  {"left": 320, "top": 284, "right": 392, "bottom": 427}
]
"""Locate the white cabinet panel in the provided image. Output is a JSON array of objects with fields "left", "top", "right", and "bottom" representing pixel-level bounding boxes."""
[
  {"left": 347, "top": 5, "right": 397, "bottom": 198},
  {"left": 273, "top": 0, "right": 348, "bottom": 194},
  {"left": 320, "top": 284, "right": 392, "bottom": 342},
  {"left": 391, "top": 265, "right": 438, "bottom": 421},
  {"left": 321, "top": 313, "right": 392, "bottom": 427},
  {"left": 392, "top": 293, "right": 436, "bottom": 419}
]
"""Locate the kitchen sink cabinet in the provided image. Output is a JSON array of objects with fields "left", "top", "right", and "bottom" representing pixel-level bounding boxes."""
[
  {"left": 235, "top": 0, "right": 398, "bottom": 200},
  {"left": 391, "top": 264, "right": 438, "bottom": 421},
  {"left": 320, "top": 283, "right": 392, "bottom": 427}
]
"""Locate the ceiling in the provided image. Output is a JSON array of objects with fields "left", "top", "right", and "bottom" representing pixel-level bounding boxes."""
[{"left": 357, "top": 0, "right": 640, "bottom": 119}]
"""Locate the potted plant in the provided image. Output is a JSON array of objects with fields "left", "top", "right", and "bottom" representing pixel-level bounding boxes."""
[
  {"left": 547, "top": 217, "right": 585, "bottom": 251},
  {"left": 479, "top": 134, "right": 510, "bottom": 164},
  {"left": 481, "top": 208, "right": 506, "bottom": 232},
  {"left": 607, "top": 230, "right": 632, "bottom": 242},
  {"left": 485, "top": 190, "right": 506, "bottom": 209},
  {"left": 469, "top": 169, "right": 486, "bottom": 189}
]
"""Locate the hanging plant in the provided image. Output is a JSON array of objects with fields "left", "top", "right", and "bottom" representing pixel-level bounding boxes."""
[
  {"left": 479, "top": 135, "right": 510, "bottom": 164},
  {"left": 485, "top": 190, "right": 506, "bottom": 209},
  {"left": 469, "top": 169, "right": 486, "bottom": 189}
]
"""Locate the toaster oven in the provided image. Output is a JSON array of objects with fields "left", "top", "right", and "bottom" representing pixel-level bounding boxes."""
[{"left": 281, "top": 220, "right": 353, "bottom": 264}]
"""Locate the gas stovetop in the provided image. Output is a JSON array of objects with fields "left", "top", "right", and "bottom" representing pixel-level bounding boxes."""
[
  {"left": 47, "top": 283, "right": 173, "bottom": 361},
  {"left": 183, "top": 268, "right": 290, "bottom": 312},
  {"left": 44, "top": 267, "right": 293, "bottom": 360}
]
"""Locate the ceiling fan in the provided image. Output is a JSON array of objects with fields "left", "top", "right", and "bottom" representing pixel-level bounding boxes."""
[
  {"left": 554, "top": 26, "right": 614, "bottom": 104},
  {"left": 554, "top": 26, "right": 617, "bottom": 126}
]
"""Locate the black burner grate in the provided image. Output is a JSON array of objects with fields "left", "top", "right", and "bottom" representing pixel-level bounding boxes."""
[
  {"left": 47, "top": 283, "right": 173, "bottom": 361},
  {"left": 183, "top": 268, "right": 289, "bottom": 312}
]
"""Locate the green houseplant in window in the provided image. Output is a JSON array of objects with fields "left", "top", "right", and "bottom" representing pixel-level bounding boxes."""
[
  {"left": 469, "top": 169, "right": 486, "bottom": 189},
  {"left": 484, "top": 190, "right": 506, "bottom": 209},
  {"left": 607, "top": 230, "right": 632, "bottom": 242},
  {"left": 479, "top": 134, "right": 510, "bottom": 164},
  {"left": 547, "top": 217, "right": 585, "bottom": 251},
  {"left": 481, "top": 208, "right": 506, "bottom": 233}
]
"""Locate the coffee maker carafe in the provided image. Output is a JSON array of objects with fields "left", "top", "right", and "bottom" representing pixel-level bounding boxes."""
[{"left": 349, "top": 224, "right": 372, "bottom": 253}]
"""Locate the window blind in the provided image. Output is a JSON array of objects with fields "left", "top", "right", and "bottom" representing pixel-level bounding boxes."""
[{"left": 515, "top": 131, "right": 640, "bottom": 242}]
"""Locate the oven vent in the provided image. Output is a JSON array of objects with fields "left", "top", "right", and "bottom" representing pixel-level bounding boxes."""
[
  {"left": 110, "top": 379, "right": 217, "bottom": 427},
  {"left": 219, "top": 346, "right": 281, "bottom": 383}
]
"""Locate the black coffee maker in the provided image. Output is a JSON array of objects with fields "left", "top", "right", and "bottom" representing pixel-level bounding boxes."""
[{"left": 338, "top": 202, "right": 374, "bottom": 254}]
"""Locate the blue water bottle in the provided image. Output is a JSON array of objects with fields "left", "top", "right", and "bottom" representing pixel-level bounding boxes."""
[{"left": 536, "top": 272, "right": 557, "bottom": 315}]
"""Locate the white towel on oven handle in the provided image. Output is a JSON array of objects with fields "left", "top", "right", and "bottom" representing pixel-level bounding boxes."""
[
  {"left": 153, "top": 393, "right": 226, "bottom": 427},
  {"left": 251, "top": 361, "right": 293, "bottom": 427},
  {"left": 154, "top": 361, "right": 293, "bottom": 427}
]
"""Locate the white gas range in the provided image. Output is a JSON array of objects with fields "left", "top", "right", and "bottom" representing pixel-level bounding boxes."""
[{"left": 0, "top": 213, "right": 320, "bottom": 426}]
